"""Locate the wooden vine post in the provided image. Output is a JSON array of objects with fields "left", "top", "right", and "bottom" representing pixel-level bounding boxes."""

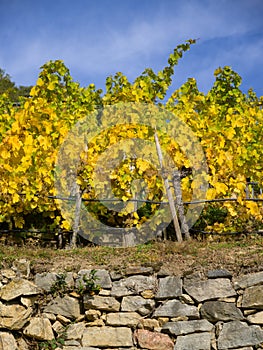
[
  {"left": 173, "top": 170, "right": 190, "bottom": 239},
  {"left": 154, "top": 131, "right": 183, "bottom": 243},
  {"left": 71, "top": 183, "right": 82, "bottom": 249}
]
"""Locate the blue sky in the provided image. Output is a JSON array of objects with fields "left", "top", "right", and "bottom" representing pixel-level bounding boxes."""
[{"left": 0, "top": 0, "right": 263, "bottom": 97}]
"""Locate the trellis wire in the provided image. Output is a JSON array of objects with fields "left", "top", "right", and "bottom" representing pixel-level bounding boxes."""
[{"left": 0, "top": 185, "right": 261, "bottom": 241}]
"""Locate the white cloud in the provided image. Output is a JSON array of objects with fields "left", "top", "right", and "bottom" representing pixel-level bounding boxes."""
[{"left": 1, "top": 0, "right": 262, "bottom": 95}]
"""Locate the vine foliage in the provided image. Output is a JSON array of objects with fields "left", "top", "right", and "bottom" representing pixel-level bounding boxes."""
[{"left": 0, "top": 40, "right": 262, "bottom": 243}]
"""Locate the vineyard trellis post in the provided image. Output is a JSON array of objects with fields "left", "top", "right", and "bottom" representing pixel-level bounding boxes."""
[
  {"left": 154, "top": 131, "right": 183, "bottom": 243},
  {"left": 71, "top": 183, "right": 82, "bottom": 249},
  {"left": 173, "top": 170, "right": 190, "bottom": 239}
]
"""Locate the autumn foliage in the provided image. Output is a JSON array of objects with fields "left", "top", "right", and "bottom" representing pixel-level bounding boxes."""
[{"left": 0, "top": 40, "right": 262, "bottom": 241}]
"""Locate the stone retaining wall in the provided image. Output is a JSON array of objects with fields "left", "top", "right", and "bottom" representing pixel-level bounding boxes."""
[{"left": 0, "top": 260, "right": 263, "bottom": 349}]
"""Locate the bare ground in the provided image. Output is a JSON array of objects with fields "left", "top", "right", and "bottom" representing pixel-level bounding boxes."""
[{"left": 1, "top": 234, "right": 263, "bottom": 278}]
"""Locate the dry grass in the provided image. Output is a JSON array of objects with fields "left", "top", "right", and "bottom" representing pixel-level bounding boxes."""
[{"left": 0, "top": 234, "right": 262, "bottom": 277}]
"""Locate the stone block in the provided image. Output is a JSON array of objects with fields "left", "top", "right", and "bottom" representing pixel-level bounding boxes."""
[
  {"left": 184, "top": 278, "right": 236, "bottom": 303},
  {"left": 162, "top": 319, "right": 213, "bottom": 336},
  {"left": 121, "top": 295, "right": 155, "bottom": 315},
  {"left": 111, "top": 275, "right": 157, "bottom": 297},
  {"left": 82, "top": 326, "right": 133, "bottom": 347},
  {"left": 217, "top": 321, "right": 263, "bottom": 349},
  {"left": 200, "top": 301, "right": 244, "bottom": 322},
  {"left": 174, "top": 332, "right": 212, "bottom": 350},
  {"left": 153, "top": 300, "right": 199, "bottom": 319},
  {"left": 242, "top": 285, "right": 263, "bottom": 309},
  {"left": 156, "top": 276, "right": 182, "bottom": 299},
  {"left": 83, "top": 295, "right": 120, "bottom": 312},
  {"left": 134, "top": 329, "right": 173, "bottom": 350},
  {"left": 106, "top": 312, "right": 141, "bottom": 327}
]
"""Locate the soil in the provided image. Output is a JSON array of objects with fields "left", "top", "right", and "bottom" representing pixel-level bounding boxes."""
[{"left": 1, "top": 235, "right": 263, "bottom": 278}]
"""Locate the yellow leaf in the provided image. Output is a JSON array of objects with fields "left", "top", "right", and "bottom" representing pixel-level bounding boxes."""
[
  {"left": 36, "top": 78, "right": 44, "bottom": 86},
  {"left": 136, "top": 159, "right": 149, "bottom": 174},
  {"left": 12, "top": 193, "right": 20, "bottom": 203},
  {"left": 246, "top": 201, "right": 260, "bottom": 216},
  {"left": 37, "top": 135, "right": 49, "bottom": 150},
  {"left": 225, "top": 128, "right": 235, "bottom": 140},
  {"left": 14, "top": 216, "right": 24, "bottom": 228},
  {"left": 30, "top": 86, "right": 37, "bottom": 96},
  {"left": 214, "top": 182, "right": 228, "bottom": 195},
  {"left": 47, "top": 82, "right": 55, "bottom": 90},
  {"left": 24, "top": 134, "right": 33, "bottom": 146},
  {"left": 62, "top": 220, "right": 71, "bottom": 230},
  {"left": 1, "top": 149, "right": 9, "bottom": 159},
  {"left": 217, "top": 153, "right": 225, "bottom": 166},
  {"left": 134, "top": 212, "right": 139, "bottom": 220},
  {"left": 11, "top": 136, "right": 21, "bottom": 151}
]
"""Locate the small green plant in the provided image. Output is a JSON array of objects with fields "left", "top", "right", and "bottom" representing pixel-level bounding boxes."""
[
  {"left": 39, "top": 326, "right": 67, "bottom": 349},
  {"left": 50, "top": 273, "right": 68, "bottom": 297},
  {"left": 77, "top": 269, "right": 101, "bottom": 295},
  {"left": 39, "top": 337, "right": 64, "bottom": 349}
]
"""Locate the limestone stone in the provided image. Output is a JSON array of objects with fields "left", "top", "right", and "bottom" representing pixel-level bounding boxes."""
[
  {"left": 234, "top": 271, "right": 263, "bottom": 289},
  {"left": 34, "top": 272, "right": 74, "bottom": 293},
  {"left": 86, "top": 319, "right": 104, "bottom": 326},
  {"left": 179, "top": 293, "right": 195, "bottom": 304},
  {"left": 138, "top": 318, "right": 160, "bottom": 330},
  {"left": 111, "top": 275, "right": 157, "bottom": 297},
  {"left": 12, "top": 259, "right": 30, "bottom": 278},
  {"left": 184, "top": 278, "right": 236, "bottom": 302},
  {"left": 23, "top": 317, "right": 54, "bottom": 341},
  {"left": 134, "top": 329, "right": 173, "bottom": 350},
  {"left": 200, "top": 301, "right": 244, "bottom": 322},
  {"left": 44, "top": 295, "right": 81, "bottom": 319},
  {"left": 121, "top": 296, "right": 155, "bottom": 315},
  {"left": 162, "top": 319, "right": 213, "bottom": 336},
  {"left": 62, "top": 347, "right": 100, "bottom": 350},
  {"left": 16, "top": 337, "right": 29, "bottom": 350},
  {"left": 76, "top": 315, "right": 85, "bottom": 322},
  {"left": 85, "top": 309, "right": 101, "bottom": 321},
  {"left": 0, "top": 331, "right": 18, "bottom": 350},
  {"left": 157, "top": 317, "right": 170, "bottom": 326},
  {"left": 1, "top": 269, "right": 16, "bottom": 280},
  {"left": 0, "top": 278, "right": 41, "bottom": 301},
  {"left": 98, "top": 289, "right": 111, "bottom": 296},
  {"left": 0, "top": 302, "right": 32, "bottom": 330},
  {"left": 52, "top": 320, "right": 64, "bottom": 334},
  {"left": 77, "top": 269, "right": 112, "bottom": 289},
  {"left": 42, "top": 312, "right": 56, "bottom": 321},
  {"left": 64, "top": 272, "right": 75, "bottom": 290},
  {"left": 217, "top": 321, "right": 263, "bottom": 349},
  {"left": 110, "top": 270, "right": 123, "bottom": 280},
  {"left": 174, "top": 332, "right": 212, "bottom": 350},
  {"left": 156, "top": 276, "right": 182, "bottom": 299},
  {"left": 242, "top": 285, "right": 263, "bottom": 308},
  {"left": 34, "top": 272, "right": 57, "bottom": 292},
  {"left": 65, "top": 322, "right": 86, "bottom": 340},
  {"left": 83, "top": 295, "right": 120, "bottom": 312},
  {"left": 82, "top": 326, "right": 133, "bottom": 347},
  {"left": 62, "top": 340, "right": 81, "bottom": 347},
  {"left": 170, "top": 316, "right": 188, "bottom": 322},
  {"left": 153, "top": 300, "right": 199, "bottom": 318},
  {"left": 140, "top": 289, "right": 155, "bottom": 298},
  {"left": 21, "top": 295, "right": 38, "bottom": 308},
  {"left": 218, "top": 297, "right": 236, "bottom": 303},
  {"left": 247, "top": 311, "right": 263, "bottom": 324},
  {"left": 56, "top": 314, "right": 72, "bottom": 324},
  {"left": 106, "top": 312, "right": 141, "bottom": 327},
  {"left": 207, "top": 269, "right": 232, "bottom": 279},
  {"left": 124, "top": 266, "right": 153, "bottom": 275}
]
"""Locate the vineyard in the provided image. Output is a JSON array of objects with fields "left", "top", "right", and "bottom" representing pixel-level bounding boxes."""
[{"left": 0, "top": 40, "right": 262, "bottom": 248}]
